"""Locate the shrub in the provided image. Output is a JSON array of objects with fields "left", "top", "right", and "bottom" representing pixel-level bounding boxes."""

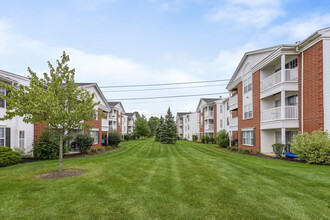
[
  {"left": 91, "top": 148, "right": 97, "bottom": 153},
  {"left": 33, "top": 129, "right": 60, "bottom": 159},
  {"left": 256, "top": 150, "right": 261, "bottom": 154},
  {"left": 192, "top": 135, "right": 198, "bottom": 142},
  {"left": 228, "top": 146, "right": 238, "bottom": 151},
  {"left": 75, "top": 134, "right": 94, "bottom": 154},
  {"left": 291, "top": 130, "right": 330, "bottom": 164},
  {"left": 201, "top": 135, "right": 206, "bottom": 143},
  {"left": 124, "top": 134, "right": 131, "bottom": 141},
  {"left": 183, "top": 138, "right": 188, "bottom": 141},
  {"left": 108, "top": 131, "right": 122, "bottom": 147},
  {"left": 97, "top": 147, "right": 103, "bottom": 152},
  {"left": 209, "top": 136, "right": 214, "bottom": 144},
  {"left": 205, "top": 135, "right": 210, "bottom": 144},
  {"left": 13, "top": 147, "right": 26, "bottom": 155},
  {"left": 272, "top": 143, "right": 286, "bottom": 158},
  {"left": 0, "top": 146, "right": 22, "bottom": 167},
  {"left": 217, "top": 130, "right": 229, "bottom": 148}
]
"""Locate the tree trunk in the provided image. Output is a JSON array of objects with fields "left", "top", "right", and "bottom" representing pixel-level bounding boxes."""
[{"left": 59, "top": 133, "right": 63, "bottom": 172}]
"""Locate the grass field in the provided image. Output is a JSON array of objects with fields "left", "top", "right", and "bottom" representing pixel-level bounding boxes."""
[{"left": 0, "top": 139, "right": 329, "bottom": 219}]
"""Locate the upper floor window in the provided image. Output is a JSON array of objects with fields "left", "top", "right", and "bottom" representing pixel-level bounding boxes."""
[
  {"left": 244, "top": 76, "right": 252, "bottom": 94},
  {"left": 0, "top": 86, "right": 6, "bottom": 108},
  {"left": 220, "top": 105, "right": 223, "bottom": 114},
  {"left": 244, "top": 103, "right": 253, "bottom": 119},
  {"left": 285, "top": 58, "right": 298, "bottom": 69}
]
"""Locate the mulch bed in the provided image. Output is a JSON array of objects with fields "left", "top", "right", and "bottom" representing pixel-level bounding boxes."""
[
  {"left": 20, "top": 147, "right": 119, "bottom": 164},
  {"left": 37, "top": 169, "right": 86, "bottom": 179}
]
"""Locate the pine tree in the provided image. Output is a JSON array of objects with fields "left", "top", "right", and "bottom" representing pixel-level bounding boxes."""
[
  {"left": 162, "top": 107, "right": 177, "bottom": 144},
  {"left": 155, "top": 116, "right": 164, "bottom": 142}
]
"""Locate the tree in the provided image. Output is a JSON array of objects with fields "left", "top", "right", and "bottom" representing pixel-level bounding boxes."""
[
  {"left": 217, "top": 130, "right": 229, "bottom": 148},
  {"left": 155, "top": 116, "right": 164, "bottom": 142},
  {"left": 0, "top": 52, "right": 98, "bottom": 172},
  {"left": 162, "top": 107, "right": 177, "bottom": 144},
  {"left": 134, "top": 114, "right": 151, "bottom": 138},
  {"left": 148, "top": 116, "right": 160, "bottom": 137}
]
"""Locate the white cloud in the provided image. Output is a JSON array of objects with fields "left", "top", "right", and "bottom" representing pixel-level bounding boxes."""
[
  {"left": 267, "top": 13, "right": 330, "bottom": 41},
  {"left": 206, "top": 0, "right": 284, "bottom": 28}
]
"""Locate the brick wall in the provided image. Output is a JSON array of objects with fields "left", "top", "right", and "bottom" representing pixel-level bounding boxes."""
[
  {"left": 298, "top": 40, "right": 324, "bottom": 133},
  {"left": 238, "top": 71, "right": 261, "bottom": 152},
  {"left": 84, "top": 108, "right": 102, "bottom": 148},
  {"left": 34, "top": 122, "right": 47, "bottom": 143}
]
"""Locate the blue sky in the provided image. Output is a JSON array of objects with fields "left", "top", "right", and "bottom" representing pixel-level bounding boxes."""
[{"left": 0, "top": 0, "right": 330, "bottom": 117}]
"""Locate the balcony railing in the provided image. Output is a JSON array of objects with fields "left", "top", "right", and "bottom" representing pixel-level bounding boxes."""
[
  {"left": 205, "top": 124, "right": 214, "bottom": 131},
  {"left": 261, "top": 69, "right": 298, "bottom": 91},
  {"left": 229, "top": 95, "right": 238, "bottom": 109},
  {"left": 229, "top": 117, "right": 238, "bottom": 126},
  {"left": 261, "top": 106, "right": 298, "bottom": 122}
]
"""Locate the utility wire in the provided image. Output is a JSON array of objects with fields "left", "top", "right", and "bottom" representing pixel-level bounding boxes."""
[
  {"left": 99, "top": 79, "right": 230, "bottom": 88},
  {"left": 108, "top": 92, "right": 228, "bottom": 101},
  {"left": 102, "top": 83, "right": 227, "bottom": 93}
]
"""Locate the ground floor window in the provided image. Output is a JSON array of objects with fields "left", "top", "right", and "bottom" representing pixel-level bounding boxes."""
[
  {"left": 19, "top": 131, "right": 25, "bottom": 149},
  {"left": 89, "top": 130, "right": 99, "bottom": 145},
  {"left": 0, "top": 127, "right": 4, "bottom": 146},
  {"left": 275, "top": 130, "right": 298, "bottom": 145},
  {"left": 242, "top": 130, "right": 255, "bottom": 146}
]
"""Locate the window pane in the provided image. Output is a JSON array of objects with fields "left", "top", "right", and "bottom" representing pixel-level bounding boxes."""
[{"left": 0, "top": 128, "right": 4, "bottom": 138}]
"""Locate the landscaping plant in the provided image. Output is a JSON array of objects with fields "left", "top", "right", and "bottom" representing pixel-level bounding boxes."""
[
  {"left": 108, "top": 131, "right": 122, "bottom": 147},
  {"left": 0, "top": 146, "right": 22, "bottom": 167},
  {"left": 192, "top": 134, "right": 198, "bottom": 142},
  {"left": 75, "top": 134, "right": 94, "bottom": 154},
  {"left": 291, "top": 130, "right": 330, "bottom": 164},
  {"left": 217, "top": 130, "right": 229, "bottom": 148},
  {"left": 272, "top": 143, "right": 286, "bottom": 158}
]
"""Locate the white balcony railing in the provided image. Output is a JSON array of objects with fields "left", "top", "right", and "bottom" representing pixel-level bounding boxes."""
[
  {"left": 205, "top": 111, "right": 214, "bottom": 118},
  {"left": 261, "top": 106, "right": 298, "bottom": 122},
  {"left": 229, "top": 117, "right": 238, "bottom": 126},
  {"left": 229, "top": 95, "right": 238, "bottom": 109},
  {"left": 261, "top": 69, "right": 298, "bottom": 91},
  {"left": 205, "top": 124, "right": 214, "bottom": 131}
]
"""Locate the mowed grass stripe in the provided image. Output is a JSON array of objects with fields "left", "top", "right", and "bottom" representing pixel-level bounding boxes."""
[{"left": 0, "top": 139, "right": 329, "bottom": 219}]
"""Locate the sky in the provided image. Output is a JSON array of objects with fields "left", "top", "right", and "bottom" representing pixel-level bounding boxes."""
[{"left": 0, "top": 0, "right": 330, "bottom": 118}]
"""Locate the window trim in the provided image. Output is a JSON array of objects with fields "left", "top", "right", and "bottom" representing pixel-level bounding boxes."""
[
  {"left": 0, "top": 127, "right": 5, "bottom": 146},
  {"left": 19, "top": 130, "right": 25, "bottom": 149}
]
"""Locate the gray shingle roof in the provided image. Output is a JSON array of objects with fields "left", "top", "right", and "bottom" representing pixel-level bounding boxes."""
[
  {"left": 177, "top": 112, "right": 190, "bottom": 117},
  {"left": 107, "top": 102, "right": 120, "bottom": 107},
  {"left": 201, "top": 98, "right": 220, "bottom": 104}
]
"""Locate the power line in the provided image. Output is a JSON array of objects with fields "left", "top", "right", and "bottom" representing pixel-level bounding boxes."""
[
  {"left": 108, "top": 92, "right": 227, "bottom": 101},
  {"left": 99, "top": 79, "right": 230, "bottom": 88},
  {"left": 101, "top": 83, "right": 227, "bottom": 93}
]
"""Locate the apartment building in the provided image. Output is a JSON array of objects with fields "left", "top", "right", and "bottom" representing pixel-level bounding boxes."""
[
  {"left": 176, "top": 112, "right": 198, "bottom": 140},
  {"left": 0, "top": 70, "right": 34, "bottom": 153},
  {"left": 125, "top": 113, "right": 137, "bottom": 135},
  {"left": 196, "top": 97, "right": 229, "bottom": 140},
  {"left": 107, "top": 102, "right": 125, "bottom": 134},
  {"left": 226, "top": 27, "right": 330, "bottom": 153}
]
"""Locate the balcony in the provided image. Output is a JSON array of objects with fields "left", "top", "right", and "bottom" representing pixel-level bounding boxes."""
[
  {"left": 109, "top": 113, "right": 117, "bottom": 121},
  {"left": 229, "top": 117, "right": 238, "bottom": 127},
  {"left": 205, "top": 124, "right": 214, "bottom": 132},
  {"left": 261, "top": 106, "right": 298, "bottom": 122},
  {"left": 128, "top": 121, "right": 134, "bottom": 127},
  {"left": 261, "top": 69, "right": 298, "bottom": 91},
  {"left": 204, "top": 111, "right": 214, "bottom": 119},
  {"left": 229, "top": 95, "right": 238, "bottom": 110}
]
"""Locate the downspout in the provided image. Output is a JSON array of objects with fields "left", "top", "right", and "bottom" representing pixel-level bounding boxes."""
[{"left": 301, "top": 51, "right": 304, "bottom": 133}]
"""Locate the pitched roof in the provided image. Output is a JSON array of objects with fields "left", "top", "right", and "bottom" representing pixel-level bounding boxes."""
[
  {"left": 107, "top": 101, "right": 120, "bottom": 107},
  {"left": 177, "top": 112, "right": 190, "bottom": 117},
  {"left": 201, "top": 98, "right": 220, "bottom": 104},
  {"left": 125, "top": 113, "right": 134, "bottom": 117}
]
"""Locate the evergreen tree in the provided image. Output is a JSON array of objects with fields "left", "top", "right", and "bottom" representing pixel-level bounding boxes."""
[
  {"left": 162, "top": 107, "right": 177, "bottom": 144},
  {"left": 155, "top": 116, "right": 164, "bottom": 142}
]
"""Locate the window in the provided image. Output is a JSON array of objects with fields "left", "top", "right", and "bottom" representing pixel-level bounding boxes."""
[
  {"left": 227, "top": 102, "right": 229, "bottom": 110},
  {"left": 275, "top": 130, "right": 298, "bottom": 145},
  {"left": 0, "top": 86, "right": 5, "bottom": 108},
  {"left": 0, "top": 127, "right": 4, "bottom": 146},
  {"left": 244, "top": 76, "right": 252, "bottom": 93},
  {"left": 19, "top": 131, "right": 25, "bottom": 149},
  {"left": 242, "top": 130, "right": 255, "bottom": 146},
  {"left": 188, "top": 125, "right": 190, "bottom": 130},
  {"left": 285, "top": 58, "right": 298, "bottom": 69},
  {"left": 244, "top": 103, "right": 253, "bottom": 119},
  {"left": 220, "top": 105, "right": 223, "bottom": 114},
  {"left": 227, "top": 117, "right": 229, "bottom": 126},
  {"left": 275, "top": 95, "right": 298, "bottom": 107},
  {"left": 220, "top": 119, "right": 223, "bottom": 128},
  {"left": 89, "top": 130, "right": 99, "bottom": 145},
  {"left": 91, "top": 112, "right": 97, "bottom": 120}
]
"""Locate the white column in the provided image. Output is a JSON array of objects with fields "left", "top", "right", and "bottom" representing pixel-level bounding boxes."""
[
  {"left": 281, "top": 54, "right": 286, "bottom": 82},
  {"left": 281, "top": 127, "right": 286, "bottom": 145},
  {"left": 281, "top": 90, "right": 285, "bottom": 120}
]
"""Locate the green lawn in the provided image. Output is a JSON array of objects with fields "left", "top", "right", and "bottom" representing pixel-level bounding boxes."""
[{"left": 0, "top": 139, "right": 329, "bottom": 219}]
